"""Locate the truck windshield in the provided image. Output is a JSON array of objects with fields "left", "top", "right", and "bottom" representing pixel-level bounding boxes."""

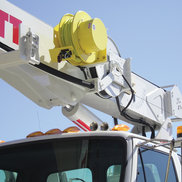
[{"left": 0, "top": 137, "right": 126, "bottom": 182}]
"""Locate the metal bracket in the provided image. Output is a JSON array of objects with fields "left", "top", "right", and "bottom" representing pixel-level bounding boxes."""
[
  {"left": 169, "top": 85, "right": 182, "bottom": 118},
  {"left": 146, "top": 88, "right": 165, "bottom": 122},
  {"left": 19, "top": 30, "right": 40, "bottom": 65},
  {"left": 101, "top": 53, "right": 131, "bottom": 97},
  {"left": 88, "top": 52, "right": 132, "bottom": 97},
  {"left": 155, "top": 118, "right": 173, "bottom": 140}
]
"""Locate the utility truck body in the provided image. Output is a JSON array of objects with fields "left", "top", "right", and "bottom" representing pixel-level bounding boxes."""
[{"left": 0, "top": 1, "right": 182, "bottom": 182}]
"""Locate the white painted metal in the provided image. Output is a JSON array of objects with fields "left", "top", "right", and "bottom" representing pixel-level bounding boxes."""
[
  {"left": 62, "top": 104, "right": 104, "bottom": 131},
  {"left": 170, "top": 85, "right": 182, "bottom": 118},
  {"left": 0, "top": 50, "right": 25, "bottom": 69},
  {"left": 1, "top": 0, "right": 182, "bottom": 136},
  {"left": 155, "top": 118, "right": 173, "bottom": 140},
  {"left": 95, "top": 52, "right": 131, "bottom": 97},
  {"left": 0, "top": 0, "right": 54, "bottom": 62}
]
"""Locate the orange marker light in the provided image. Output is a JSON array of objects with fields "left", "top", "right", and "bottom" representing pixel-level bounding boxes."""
[
  {"left": 177, "top": 126, "right": 182, "bottom": 138},
  {"left": 0, "top": 140, "right": 5, "bottom": 143},
  {"left": 63, "top": 126, "right": 80, "bottom": 133},
  {"left": 26, "top": 131, "right": 44, "bottom": 138},
  {"left": 45, "top": 129, "right": 62, "bottom": 135},
  {"left": 112, "top": 124, "right": 130, "bottom": 131}
]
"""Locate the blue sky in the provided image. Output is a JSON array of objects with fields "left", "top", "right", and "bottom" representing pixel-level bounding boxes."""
[{"left": 1, "top": 0, "right": 182, "bottom": 141}]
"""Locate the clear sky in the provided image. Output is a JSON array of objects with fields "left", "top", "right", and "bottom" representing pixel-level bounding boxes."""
[{"left": 1, "top": 0, "right": 182, "bottom": 141}]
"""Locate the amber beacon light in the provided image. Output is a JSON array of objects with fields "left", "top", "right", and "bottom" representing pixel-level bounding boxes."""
[
  {"left": 177, "top": 126, "right": 182, "bottom": 138},
  {"left": 112, "top": 124, "right": 130, "bottom": 132}
]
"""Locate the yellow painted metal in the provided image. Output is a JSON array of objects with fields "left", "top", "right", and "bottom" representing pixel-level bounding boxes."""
[
  {"left": 49, "top": 46, "right": 74, "bottom": 63},
  {"left": 78, "top": 18, "right": 107, "bottom": 53},
  {"left": 49, "top": 11, "right": 107, "bottom": 66}
]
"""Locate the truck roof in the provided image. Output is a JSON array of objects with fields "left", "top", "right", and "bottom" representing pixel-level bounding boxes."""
[{"left": 0, "top": 131, "right": 146, "bottom": 148}]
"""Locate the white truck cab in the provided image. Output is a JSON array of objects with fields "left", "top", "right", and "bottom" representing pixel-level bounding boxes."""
[{"left": 0, "top": 131, "right": 181, "bottom": 182}]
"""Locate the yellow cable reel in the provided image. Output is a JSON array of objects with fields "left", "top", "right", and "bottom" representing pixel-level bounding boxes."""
[{"left": 49, "top": 11, "right": 107, "bottom": 66}]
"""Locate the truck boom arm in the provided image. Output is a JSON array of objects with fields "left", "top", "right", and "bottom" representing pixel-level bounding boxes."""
[{"left": 1, "top": 0, "right": 182, "bottom": 139}]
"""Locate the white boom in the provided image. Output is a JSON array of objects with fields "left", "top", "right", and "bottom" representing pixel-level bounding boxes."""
[{"left": 1, "top": 0, "right": 182, "bottom": 140}]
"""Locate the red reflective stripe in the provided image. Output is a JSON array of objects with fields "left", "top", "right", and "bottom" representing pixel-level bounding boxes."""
[
  {"left": 10, "top": 15, "right": 22, "bottom": 45},
  {"left": 76, "top": 119, "right": 91, "bottom": 131},
  {"left": 72, "top": 121, "right": 87, "bottom": 132},
  {"left": 0, "top": 10, "right": 8, "bottom": 38}
]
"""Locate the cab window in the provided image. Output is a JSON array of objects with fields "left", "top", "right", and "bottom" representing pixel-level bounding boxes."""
[
  {"left": 0, "top": 137, "right": 126, "bottom": 182},
  {"left": 137, "top": 148, "right": 178, "bottom": 182}
]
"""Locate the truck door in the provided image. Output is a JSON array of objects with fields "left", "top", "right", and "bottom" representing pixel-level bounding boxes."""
[{"left": 136, "top": 148, "right": 178, "bottom": 182}]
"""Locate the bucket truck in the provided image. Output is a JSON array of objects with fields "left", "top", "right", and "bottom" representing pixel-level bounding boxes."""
[{"left": 0, "top": 1, "right": 182, "bottom": 181}]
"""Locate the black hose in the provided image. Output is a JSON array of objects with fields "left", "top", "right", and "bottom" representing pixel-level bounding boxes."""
[{"left": 115, "top": 75, "right": 155, "bottom": 138}]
